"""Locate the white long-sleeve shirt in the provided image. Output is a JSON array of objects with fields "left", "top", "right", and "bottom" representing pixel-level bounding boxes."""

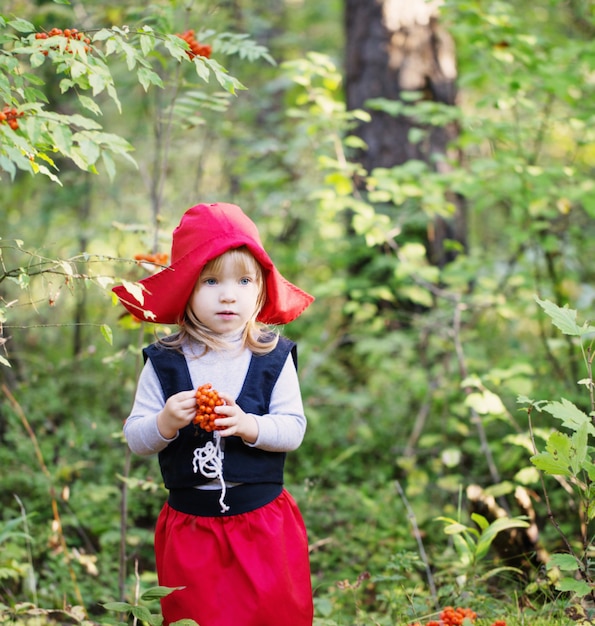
[{"left": 124, "top": 334, "right": 307, "bottom": 456}]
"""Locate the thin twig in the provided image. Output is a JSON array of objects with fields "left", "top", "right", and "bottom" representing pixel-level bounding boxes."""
[
  {"left": 404, "top": 378, "right": 438, "bottom": 457},
  {"left": 14, "top": 494, "right": 37, "bottom": 607},
  {"left": 395, "top": 479, "right": 438, "bottom": 606},
  {"left": 133, "top": 559, "right": 141, "bottom": 626}
]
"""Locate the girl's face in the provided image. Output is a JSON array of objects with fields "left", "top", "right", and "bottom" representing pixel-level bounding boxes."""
[{"left": 188, "top": 248, "right": 263, "bottom": 335}]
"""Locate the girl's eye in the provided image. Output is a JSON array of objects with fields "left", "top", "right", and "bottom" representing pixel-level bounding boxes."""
[
  {"left": 239, "top": 277, "right": 252, "bottom": 285},
  {"left": 204, "top": 277, "right": 218, "bottom": 286}
]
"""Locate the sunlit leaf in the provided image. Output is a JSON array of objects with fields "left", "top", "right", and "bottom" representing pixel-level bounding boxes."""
[
  {"left": 531, "top": 431, "right": 575, "bottom": 477},
  {"left": 8, "top": 19, "right": 35, "bottom": 33},
  {"left": 535, "top": 297, "right": 595, "bottom": 336},
  {"left": 543, "top": 399, "right": 595, "bottom": 436},
  {"left": 100, "top": 324, "right": 113, "bottom": 346}
]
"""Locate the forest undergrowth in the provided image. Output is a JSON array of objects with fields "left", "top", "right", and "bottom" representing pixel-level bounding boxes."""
[{"left": 3, "top": 0, "right": 595, "bottom": 624}]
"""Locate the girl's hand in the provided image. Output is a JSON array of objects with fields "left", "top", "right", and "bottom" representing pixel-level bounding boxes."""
[
  {"left": 157, "top": 389, "right": 197, "bottom": 439},
  {"left": 214, "top": 392, "right": 259, "bottom": 444}
]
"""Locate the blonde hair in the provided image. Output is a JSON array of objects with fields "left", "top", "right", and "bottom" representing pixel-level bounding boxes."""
[{"left": 160, "top": 247, "right": 279, "bottom": 355}]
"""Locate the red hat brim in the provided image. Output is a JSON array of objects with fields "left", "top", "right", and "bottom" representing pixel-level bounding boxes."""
[{"left": 112, "top": 203, "right": 314, "bottom": 325}]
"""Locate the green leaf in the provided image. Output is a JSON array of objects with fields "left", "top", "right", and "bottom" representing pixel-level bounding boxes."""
[
  {"left": 451, "top": 532, "right": 474, "bottom": 566},
  {"left": 51, "top": 124, "right": 72, "bottom": 155},
  {"left": 465, "top": 389, "right": 507, "bottom": 416},
  {"left": 194, "top": 57, "right": 210, "bottom": 82},
  {"left": 0, "top": 72, "right": 11, "bottom": 99},
  {"left": 543, "top": 398, "right": 595, "bottom": 436},
  {"left": 69, "top": 60, "right": 88, "bottom": 80},
  {"left": 101, "top": 151, "right": 116, "bottom": 181},
  {"left": 478, "top": 565, "right": 526, "bottom": 582},
  {"left": 474, "top": 517, "right": 530, "bottom": 562},
  {"left": 443, "top": 521, "right": 473, "bottom": 535},
  {"left": 130, "top": 605, "right": 154, "bottom": 622},
  {"left": 0, "top": 154, "right": 17, "bottom": 179},
  {"left": 88, "top": 71, "right": 108, "bottom": 97},
  {"left": 548, "top": 553, "right": 580, "bottom": 572},
  {"left": 77, "top": 95, "right": 102, "bottom": 116},
  {"left": 137, "top": 67, "right": 163, "bottom": 91},
  {"left": 67, "top": 145, "right": 89, "bottom": 170},
  {"left": 60, "top": 113, "right": 103, "bottom": 131},
  {"left": 139, "top": 33, "right": 155, "bottom": 56},
  {"left": 8, "top": 19, "right": 35, "bottom": 33},
  {"left": 556, "top": 577, "right": 592, "bottom": 597},
  {"left": 102, "top": 601, "right": 132, "bottom": 612},
  {"left": 470, "top": 513, "right": 489, "bottom": 532},
  {"left": 164, "top": 35, "right": 189, "bottom": 62},
  {"left": 29, "top": 52, "right": 46, "bottom": 69},
  {"left": 535, "top": 297, "right": 594, "bottom": 336},
  {"left": 434, "top": 516, "right": 480, "bottom": 539},
  {"left": 100, "top": 324, "right": 113, "bottom": 345},
  {"left": 92, "top": 29, "right": 115, "bottom": 43},
  {"left": 36, "top": 164, "right": 62, "bottom": 185},
  {"left": 106, "top": 83, "right": 122, "bottom": 113},
  {"left": 75, "top": 134, "right": 101, "bottom": 165},
  {"left": 571, "top": 421, "right": 589, "bottom": 474},
  {"left": 531, "top": 431, "right": 574, "bottom": 477},
  {"left": 22, "top": 72, "right": 45, "bottom": 86},
  {"left": 205, "top": 57, "right": 246, "bottom": 94},
  {"left": 140, "top": 585, "right": 184, "bottom": 601},
  {"left": 119, "top": 40, "right": 138, "bottom": 71}
]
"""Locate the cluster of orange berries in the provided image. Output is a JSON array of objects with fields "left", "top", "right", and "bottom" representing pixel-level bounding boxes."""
[
  {"left": 409, "top": 606, "right": 505, "bottom": 626},
  {"left": 134, "top": 252, "right": 169, "bottom": 266},
  {"left": 194, "top": 384, "right": 225, "bottom": 432},
  {"left": 0, "top": 106, "right": 24, "bottom": 130},
  {"left": 175, "top": 30, "right": 212, "bottom": 60},
  {"left": 35, "top": 28, "right": 91, "bottom": 55}
]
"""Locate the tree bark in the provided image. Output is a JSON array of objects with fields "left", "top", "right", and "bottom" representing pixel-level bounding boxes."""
[{"left": 344, "top": 0, "right": 466, "bottom": 266}]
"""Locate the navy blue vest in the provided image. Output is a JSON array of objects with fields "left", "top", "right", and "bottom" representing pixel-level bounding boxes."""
[{"left": 143, "top": 336, "right": 297, "bottom": 489}]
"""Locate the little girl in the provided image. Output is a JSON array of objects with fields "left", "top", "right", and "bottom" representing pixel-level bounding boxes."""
[{"left": 113, "top": 202, "right": 315, "bottom": 626}]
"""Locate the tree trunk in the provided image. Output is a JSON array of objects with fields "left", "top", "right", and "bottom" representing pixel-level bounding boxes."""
[{"left": 344, "top": 0, "right": 466, "bottom": 266}]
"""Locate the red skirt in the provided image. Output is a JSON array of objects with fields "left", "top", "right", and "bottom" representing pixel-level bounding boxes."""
[{"left": 154, "top": 489, "right": 313, "bottom": 626}]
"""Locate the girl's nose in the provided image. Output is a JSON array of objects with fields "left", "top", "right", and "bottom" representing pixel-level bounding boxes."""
[{"left": 219, "top": 287, "right": 236, "bottom": 302}]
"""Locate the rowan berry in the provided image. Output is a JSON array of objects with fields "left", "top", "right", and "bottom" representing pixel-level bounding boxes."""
[
  {"left": 0, "top": 106, "right": 23, "bottom": 130},
  {"left": 194, "top": 383, "right": 225, "bottom": 432},
  {"left": 134, "top": 252, "right": 169, "bottom": 266},
  {"left": 175, "top": 29, "right": 212, "bottom": 59},
  {"left": 35, "top": 27, "right": 91, "bottom": 55}
]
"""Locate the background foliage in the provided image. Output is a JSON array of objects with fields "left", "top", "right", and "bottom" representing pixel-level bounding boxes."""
[{"left": 2, "top": 0, "right": 595, "bottom": 624}]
